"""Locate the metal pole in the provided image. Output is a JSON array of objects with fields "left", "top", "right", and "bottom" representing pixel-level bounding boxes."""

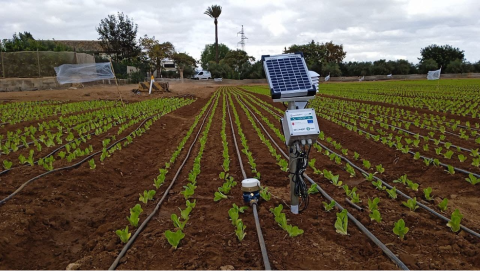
[
  {"left": 1, "top": 52, "right": 5, "bottom": 78},
  {"left": 287, "top": 101, "right": 299, "bottom": 214},
  {"left": 36, "top": 49, "right": 41, "bottom": 77}
]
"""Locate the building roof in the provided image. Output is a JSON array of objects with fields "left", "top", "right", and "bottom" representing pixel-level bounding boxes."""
[{"left": 54, "top": 40, "right": 107, "bottom": 53}]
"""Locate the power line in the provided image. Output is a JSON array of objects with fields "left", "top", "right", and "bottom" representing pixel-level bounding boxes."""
[{"left": 237, "top": 25, "right": 248, "bottom": 51}]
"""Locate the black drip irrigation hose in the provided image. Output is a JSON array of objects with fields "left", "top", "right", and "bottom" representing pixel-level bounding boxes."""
[
  {"left": 314, "top": 142, "right": 480, "bottom": 239},
  {"left": 326, "top": 107, "right": 472, "bottom": 153},
  {"left": 227, "top": 93, "right": 271, "bottom": 270},
  {"left": 242, "top": 91, "right": 480, "bottom": 240},
  {"left": 109, "top": 96, "right": 217, "bottom": 270},
  {"left": 0, "top": 110, "right": 166, "bottom": 207},
  {"left": 234, "top": 92, "right": 408, "bottom": 270},
  {"left": 327, "top": 116, "right": 480, "bottom": 179},
  {"left": 0, "top": 111, "right": 156, "bottom": 176}
]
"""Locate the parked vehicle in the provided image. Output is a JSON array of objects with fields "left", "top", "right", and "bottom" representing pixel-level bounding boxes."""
[{"left": 192, "top": 70, "right": 212, "bottom": 80}]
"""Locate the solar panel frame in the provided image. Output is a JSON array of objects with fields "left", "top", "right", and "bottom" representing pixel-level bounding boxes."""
[{"left": 261, "top": 53, "right": 316, "bottom": 99}]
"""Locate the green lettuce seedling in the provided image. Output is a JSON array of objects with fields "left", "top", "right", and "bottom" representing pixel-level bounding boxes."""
[
  {"left": 369, "top": 210, "right": 382, "bottom": 223},
  {"left": 214, "top": 191, "right": 228, "bottom": 201},
  {"left": 331, "top": 175, "right": 342, "bottom": 187},
  {"left": 438, "top": 198, "right": 448, "bottom": 212},
  {"left": 116, "top": 226, "right": 131, "bottom": 243},
  {"left": 402, "top": 197, "right": 419, "bottom": 212},
  {"left": 285, "top": 224, "right": 304, "bottom": 237},
  {"left": 308, "top": 184, "right": 319, "bottom": 195},
  {"left": 335, "top": 209, "right": 348, "bottom": 235},
  {"left": 171, "top": 214, "right": 187, "bottom": 230},
  {"left": 386, "top": 187, "right": 397, "bottom": 199},
  {"left": 164, "top": 229, "right": 185, "bottom": 249},
  {"left": 447, "top": 209, "right": 463, "bottom": 233},
  {"left": 375, "top": 164, "right": 385, "bottom": 173},
  {"left": 235, "top": 220, "right": 247, "bottom": 241},
  {"left": 127, "top": 204, "right": 143, "bottom": 227},
  {"left": 368, "top": 197, "right": 380, "bottom": 212},
  {"left": 88, "top": 159, "right": 96, "bottom": 170},
  {"left": 323, "top": 200, "right": 336, "bottom": 212},
  {"left": 139, "top": 190, "right": 156, "bottom": 204},
  {"left": 260, "top": 187, "right": 272, "bottom": 201},
  {"left": 393, "top": 219, "right": 409, "bottom": 239},
  {"left": 3, "top": 160, "right": 12, "bottom": 170},
  {"left": 423, "top": 187, "right": 434, "bottom": 201},
  {"left": 465, "top": 173, "right": 480, "bottom": 185}
]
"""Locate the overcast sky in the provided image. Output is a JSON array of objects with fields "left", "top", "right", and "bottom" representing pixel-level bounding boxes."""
[{"left": 1, "top": 0, "right": 479, "bottom": 64}]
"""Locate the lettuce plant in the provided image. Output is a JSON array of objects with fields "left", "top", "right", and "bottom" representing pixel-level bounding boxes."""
[
  {"left": 369, "top": 210, "right": 382, "bottom": 223},
  {"left": 447, "top": 209, "right": 463, "bottom": 233},
  {"left": 139, "top": 190, "right": 156, "bottom": 204},
  {"left": 423, "top": 187, "right": 434, "bottom": 201},
  {"left": 260, "top": 186, "right": 272, "bottom": 201},
  {"left": 214, "top": 191, "right": 228, "bottom": 201},
  {"left": 171, "top": 214, "right": 187, "bottom": 230},
  {"left": 116, "top": 226, "right": 131, "bottom": 243},
  {"left": 368, "top": 197, "right": 380, "bottom": 212},
  {"left": 164, "top": 229, "right": 185, "bottom": 249},
  {"left": 127, "top": 204, "right": 143, "bottom": 227},
  {"left": 323, "top": 200, "right": 336, "bottom": 212},
  {"left": 235, "top": 220, "right": 247, "bottom": 241},
  {"left": 438, "top": 198, "right": 448, "bottom": 212},
  {"left": 402, "top": 197, "right": 419, "bottom": 212},
  {"left": 393, "top": 219, "right": 409, "bottom": 239},
  {"left": 88, "top": 159, "right": 96, "bottom": 170},
  {"left": 465, "top": 173, "right": 480, "bottom": 185},
  {"left": 335, "top": 209, "right": 348, "bottom": 235},
  {"left": 308, "top": 184, "right": 319, "bottom": 195}
]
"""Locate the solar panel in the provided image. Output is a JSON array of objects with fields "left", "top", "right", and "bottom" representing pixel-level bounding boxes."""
[{"left": 261, "top": 53, "right": 316, "bottom": 100}]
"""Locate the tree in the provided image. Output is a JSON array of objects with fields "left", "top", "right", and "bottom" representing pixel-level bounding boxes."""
[
  {"left": 96, "top": 12, "right": 140, "bottom": 61},
  {"left": 208, "top": 61, "right": 232, "bottom": 78},
  {"left": 284, "top": 40, "right": 346, "bottom": 73},
  {"left": 323, "top": 41, "right": 346, "bottom": 63},
  {"left": 392, "top": 59, "right": 413, "bottom": 75},
  {"left": 204, "top": 5, "right": 222, "bottom": 64},
  {"left": 419, "top": 44, "right": 464, "bottom": 73},
  {"left": 321, "top": 62, "right": 342, "bottom": 77},
  {"left": 372, "top": 59, "right": 393, "bottom": 75},
  {"left": 418, "top": 58, "right": 438, "bottom": 74},
  {"left": 200, "top": 43, "right": 231, "bottom": 69},
  {"left": 172, "top": 52, "right": 196, "bottom": 80},
  {"left": 1, "top": 32, "right": 72, "bottom": 52},
  {"left": 139, "top": 35, "right": 175, "bottom": 76},
  {"left": 222, "top": 50, "right": 255, "bottom": 79},
  {"left": 446, "top": 59, "right": 464, "bottom": 73}
]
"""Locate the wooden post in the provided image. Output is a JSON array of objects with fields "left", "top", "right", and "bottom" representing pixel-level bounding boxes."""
[
  {"left": 109, "top": 58, "right": 125, "bottom": 106},
  {"left": 36, "top": 49, "right": 41, "bottom": 77},
  {"left": 1, "top": 51, "right": 5, "bottom": 78}
]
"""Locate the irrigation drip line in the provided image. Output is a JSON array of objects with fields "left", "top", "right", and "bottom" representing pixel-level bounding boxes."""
[
  {"left": 228, "top": 92, "right": 271, "bottom": 270},
  {"left": 0, "top": 108, "right": 173, "bottom": 207},
  {"left": 324, "top": 107, "right": 472, "bottom": 153},
  {"left": 327, "top": 115, "right": 480, "bottom": 179},
  {"left": 0, "top": 111, "right": 157, "bottom": 176},
  {"left": 234, "top": 91, "right": 409, "bottom": 270},
  {"left": 241, "top": 90, "right": 480, "bottom": 239},
  {"left": 109, "top": 95, "right": 217, "bottom": 270}
]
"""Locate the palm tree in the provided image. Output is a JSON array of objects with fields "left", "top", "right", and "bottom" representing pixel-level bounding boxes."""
[{"left": 204, "top": 5, "right": 222, "bottom": 64}]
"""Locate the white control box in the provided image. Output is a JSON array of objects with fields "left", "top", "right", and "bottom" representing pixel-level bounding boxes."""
[{"left": 282, "top": 108, "right": 320, "bottom": 145}]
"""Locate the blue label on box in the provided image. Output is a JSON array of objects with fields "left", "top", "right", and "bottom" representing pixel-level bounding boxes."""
[{"left": 307, "top": 120, "right": 314, "bottom": 123}]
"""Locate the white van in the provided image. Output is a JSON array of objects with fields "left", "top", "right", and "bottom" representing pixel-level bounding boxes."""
[{"left": 192, "top": 70, "right": 212, "bottom": 80}]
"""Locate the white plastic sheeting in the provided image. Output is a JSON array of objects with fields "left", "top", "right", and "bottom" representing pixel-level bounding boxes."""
[
  {"left": 54, "top": 62, "right": 115, "bottom": 84},
  {"left": 387, "top": 74, "right": 393, "bottom": 78},
  {"left": 359, "top": 76, "right": 365, "bottom": 81},
  {"left": 427, "top": 68, "right": 441, "bottom": 80},
  {"left": 325, "top": 74, "right": 330, "bottom": 81}
]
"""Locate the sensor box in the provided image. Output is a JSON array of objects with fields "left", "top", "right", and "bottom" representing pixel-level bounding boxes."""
[{"left": 282, "top": 108, "right": 320, "bottom": 145}]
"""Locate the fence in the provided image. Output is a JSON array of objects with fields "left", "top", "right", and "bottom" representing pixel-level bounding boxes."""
[{"left": 0, "top": 51, "right": 95, "bottom": 78}]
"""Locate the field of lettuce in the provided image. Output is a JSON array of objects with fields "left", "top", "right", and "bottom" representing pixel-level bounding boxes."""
[{"left": 0, "top": 79, "right": 479, "bottom": 270}]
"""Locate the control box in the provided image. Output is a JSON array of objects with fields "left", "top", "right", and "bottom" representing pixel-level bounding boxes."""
[{"left": 282, "top": 108, "right": 320, "bottom": 145}]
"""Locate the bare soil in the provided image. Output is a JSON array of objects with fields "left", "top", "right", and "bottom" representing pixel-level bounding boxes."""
[{"left": 0, "top": 82, "right": 479, "bottom": 270}]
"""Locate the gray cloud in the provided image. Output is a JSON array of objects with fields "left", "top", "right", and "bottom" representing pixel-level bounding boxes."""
[{"left": 1, "top": 0, "right": 479, "bottom": 63}]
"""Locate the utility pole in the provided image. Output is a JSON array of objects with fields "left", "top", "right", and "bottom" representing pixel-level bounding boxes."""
[{"left": 237, "top": 25, "right": 247, "bottom": 51}]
